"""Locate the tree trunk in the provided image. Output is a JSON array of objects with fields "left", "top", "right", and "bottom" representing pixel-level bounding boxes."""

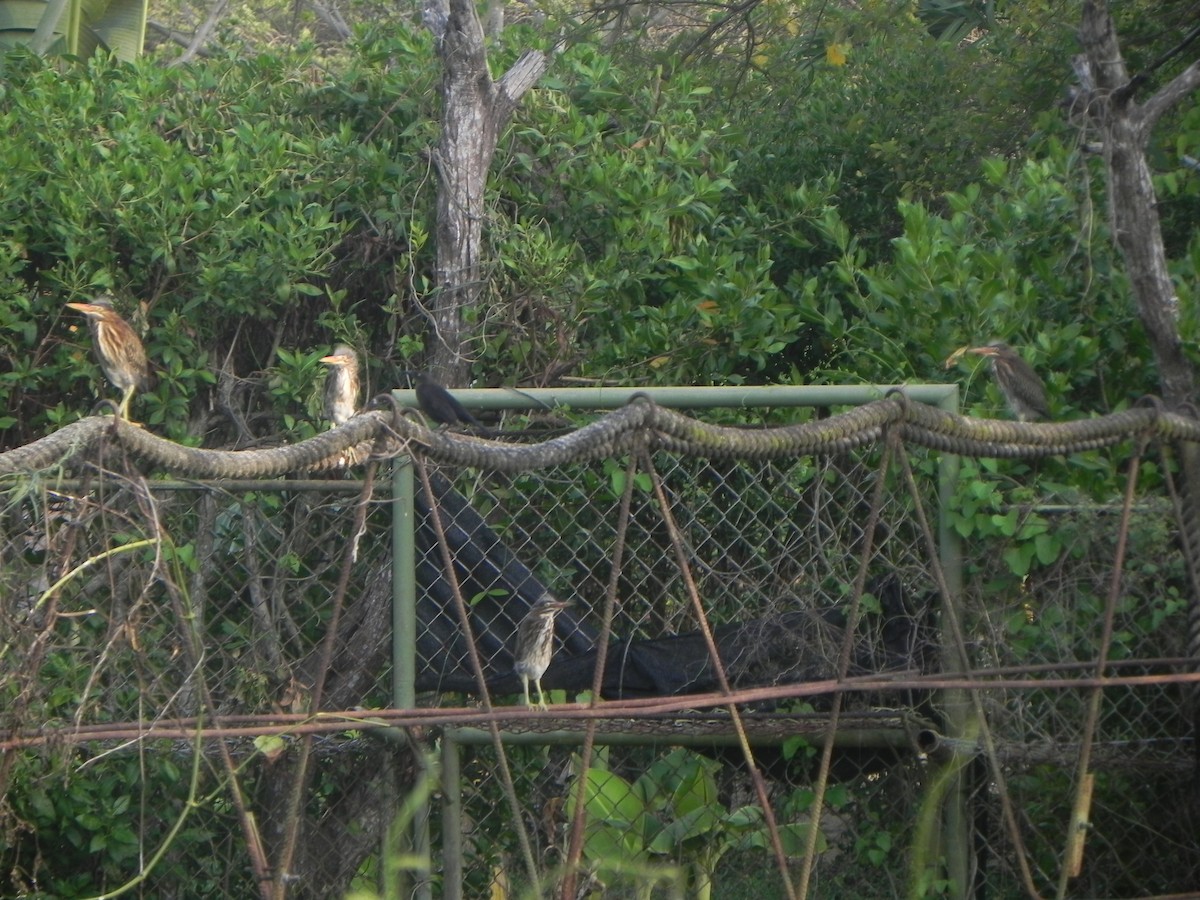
[
  {"left": 423, "top": 0, "right": 553, "bottom": 384},
  {"left": 1075, "top": 0, "right": 1200, "bottom": 768},
  {"left": 1077, "top": 1, "right": 1199, "bottom": 406}
]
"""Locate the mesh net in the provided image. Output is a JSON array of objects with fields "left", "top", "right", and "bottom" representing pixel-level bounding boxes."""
[{"left": 0, "top": 401, "right": 1196, "bottom": 899}]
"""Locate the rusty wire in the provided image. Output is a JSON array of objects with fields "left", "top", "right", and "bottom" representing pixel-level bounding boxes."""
[
  {"left": 562, "top": 445, "right": 641, "bottom": 900},
  {"left": 3, "top": 394, "right": 1199, "bottom": 898},
  {"left": 644, "top": 446, "right": 799, "bottom": 900},
  {"left": 798, "top": 424, "right": 897, "bottom": 899},
  {"left": 3, "top": 664, "right": 1198, "bottom": 752},
  {"left": 413, "top": 453, "right": 544, "bottom": 897},
  {"left": 1054, "top": 435, "right": 1147, "bottom": 899},
  {"left": 896, "top": 440, "right": 1044, "bottom": 899},
  {"left": 272, "top": 453, "right": 382, "bottom": 900}
]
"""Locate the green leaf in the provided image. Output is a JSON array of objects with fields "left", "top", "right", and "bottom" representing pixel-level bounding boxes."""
[
  {"left": 1003, "top": 544, "right": 1034, "bottom": 577},
  {"left": 726, "top": 806, "right": 765, "bottom": 830},
  {"left": 580, "top": 820, "right": 643, "bottom": 865},
  {"left": 609, "top": 467, "right": 626, "bottom": 496},
  {"left": 31, "top": 789, "right": 56, "bottom": 821},
  {"left": 990, "top": 509, "right": 1018, "bottom": 536},
  {"left": 253, "top": 734, "right": 287, "bottom": 758},
  {"left": 1034, "top": 533, "right": 1061, "bottom": 565},
  {"left": 582, "top": 768, "right": 645, "bottom": 826},
  {"left": 739, "top": 822, "right": 827, "bottom": 856}
]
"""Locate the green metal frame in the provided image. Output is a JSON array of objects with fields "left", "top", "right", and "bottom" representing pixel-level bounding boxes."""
[{"left": 386, "top": 384, "right": 969, "bottom": 900}]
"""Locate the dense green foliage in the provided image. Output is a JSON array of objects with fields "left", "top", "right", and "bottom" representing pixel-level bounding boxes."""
[
  {"left": 0, "top": 36, "right": 440, "bottom": 445},
  {"left": 1, "top": 14, "right": 1197, "bottom": 443},
  {"left": 2, "top": 6, "right": 1199, "bottom": 894},
  {"left": 729, "top": 4, "right": 1067, "bottom": 251}
]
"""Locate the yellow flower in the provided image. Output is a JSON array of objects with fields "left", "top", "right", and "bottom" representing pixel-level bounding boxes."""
[{"left": 825, "top": 42, "right": 849, "bottom": 66}]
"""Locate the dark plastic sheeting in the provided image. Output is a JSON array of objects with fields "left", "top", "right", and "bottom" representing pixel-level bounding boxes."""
[{"left": 413, "top": 472, "right": 933, "bottom": 700}]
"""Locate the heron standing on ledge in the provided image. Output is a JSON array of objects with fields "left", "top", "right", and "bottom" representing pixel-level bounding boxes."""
[
  {"left": 66, "top": 295, "right": 151, "bottom": 421},
  {"left": 319, "top": 345, "right": 361, "bottom": 427},
  {"left": 966, "top": 341, "right": 1050, "bottom": 422},
  {"left": 513, "top": 594, "right": 572, "bottom": 709}
]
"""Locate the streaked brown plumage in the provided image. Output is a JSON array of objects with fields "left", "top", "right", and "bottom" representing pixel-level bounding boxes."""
[
  {"left": 513, "top": 594, "right": 572, "bottom": 709},
  {"left": 319, "top": 345, "right": 360, "bottom": 427},
  {"left": 66, "top": 295, "right": 151, "bottom": 421},
  {"left": 967, "top": 341, "right": 1050, "bottom": 422}
]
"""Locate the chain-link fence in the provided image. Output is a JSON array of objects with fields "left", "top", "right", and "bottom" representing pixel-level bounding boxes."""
[
  {"left": 1, "top": 388, "right": 1197, "bottom": 899},
  {"left": 0, "top": 454, "right": 399, "bottom": 897}
]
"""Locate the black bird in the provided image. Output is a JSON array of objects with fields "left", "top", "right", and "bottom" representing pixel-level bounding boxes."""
[
  {"left": 319, "top": 345, "right": 360, "bottom": 427},
  {"left": 966, "top": 341, "right": 1050, "bottom": 422},
  {"left": 513, "top": 594, "right": 573, "bottom": 709},
  {"left": 415, "top": 373, "right": 483, "bottom": 428},
  {"left": 66, "top": 294, "right": 152, "bottom": 421}
]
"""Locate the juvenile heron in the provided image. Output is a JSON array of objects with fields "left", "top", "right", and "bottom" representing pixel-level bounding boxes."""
[
  {"left": 513, "top": 594, "right": 572, "bottom": 709},
  {"left": 319, "top": 345, "right": 360, "bottom": 427},
  {"left": 66, "top": 295, "right": 151, "bottom": 421},
  {"left": 967, "top": 341, "right": 1050, "bottom": 422},
  {"left": 415, "top": 373, "right": 482, "bottom": 428}
]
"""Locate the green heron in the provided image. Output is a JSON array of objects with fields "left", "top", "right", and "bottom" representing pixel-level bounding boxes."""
[
  {"left": 66, "top": 295, "right": 151, "bottom": 421},
  {"left": 415, "top": 373, "right": 482, "bottom": 428},
  {"left": 319, "top": 345, "right": 360, "bottom": 427},
  {"left": 513, "top": 594, "right": 572, "bottom": 709},
  {"left": 967, "top": 341, "right": 1050, "bottom": 422}
]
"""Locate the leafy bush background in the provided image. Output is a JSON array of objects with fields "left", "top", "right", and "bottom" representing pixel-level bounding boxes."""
[
  {"left": 2, "top": 15, "right": 1196, "bottom": 446},
  {"left": 1, "top": 5, "right": 1198, "bottom": 894}
]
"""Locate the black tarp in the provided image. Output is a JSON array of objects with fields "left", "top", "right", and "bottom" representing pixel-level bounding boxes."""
[{"left": 412, "top": 472, "right": 934, "bottom": 700}]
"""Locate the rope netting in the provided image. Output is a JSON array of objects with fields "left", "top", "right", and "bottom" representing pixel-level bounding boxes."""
[{"left": 1, "top": 393, "right": 1198, "bottom": 899}]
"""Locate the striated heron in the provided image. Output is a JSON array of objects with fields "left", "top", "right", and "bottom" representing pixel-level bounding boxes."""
[
  {"left": 513, "top": 594, "right": 572, "bottom": 709},
  {"left": 66, "top": 294, "right": 151, "bottom": 421},
  {"left": 415, "top": 372, "right": 483, "bottom": 428},
  {"left": 319, "top": 345, "right": 361, "bottom": 427},
  {"left": 967, "top": 341, "right": 1049, "bottom": 422}
]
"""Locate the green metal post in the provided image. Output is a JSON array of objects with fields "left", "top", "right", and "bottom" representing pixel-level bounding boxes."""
[
  {"left": 390, "top": 459, "right": 429, "bottom": 899},
  {"left": 442, "top": 736, "right": 463, "bottom": 900},
  {"left": 390, "top": 384, "right": 958, "bottom": 414},
  {"left": 393, "top": 458, "right": 416, "bottom": 709},
  {"left": 936, "top": 387, "right": 972, "bottom": 899}
]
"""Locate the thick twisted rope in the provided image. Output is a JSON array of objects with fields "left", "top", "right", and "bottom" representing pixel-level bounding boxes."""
[{"left": 4, "top": 394, "right": 1200, "bottom": 478}]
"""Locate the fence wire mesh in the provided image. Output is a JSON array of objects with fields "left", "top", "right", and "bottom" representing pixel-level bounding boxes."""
[{"left": 1, "top": 396, "right": 1197, "bottom": 899}]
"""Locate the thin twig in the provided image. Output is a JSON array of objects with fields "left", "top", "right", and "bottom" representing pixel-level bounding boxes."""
[
  {"left": 644, "top": 450, "right": 797, "bottom": 900},
  {"left": 413, "top": 457, "right": 543, "bottom": 898},
  {"left": 896, "top": 443, "right": 1044, "bottom": 899},
  {"left": 273, "top": 458, "right": 380, "bottom": 899},
  {"left": 1054, "top": 436, "right": 1145, "bottom": 899},
  {"left": 797, "top": 429, "right": 894, "bottom": 900},
  {"left": 562, "top": 447, "right": 640, "bottom": 899}
]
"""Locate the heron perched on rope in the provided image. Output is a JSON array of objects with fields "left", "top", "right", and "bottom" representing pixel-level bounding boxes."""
[
  {"left": 65, "top": 294, "right": 151, "bottom": 421},
  {"left": 319, "top": 345, "right": 361, "bottom": 427},
  {"left": 966, "top": 341, "right": 1050, "bottom": 422},
  {"left": 513, "top": 594, "right": 572, "bottom": 709}
]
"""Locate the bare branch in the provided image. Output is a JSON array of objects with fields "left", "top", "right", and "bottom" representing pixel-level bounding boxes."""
[
  {"left": 170, "top": 0, "right": 229, "bottom": 66},
  {"left": 1139, "top": 60, "right": 1200, "bottom": 135},
  {"left": 307, "top": 0, "right": 352, "bottom": 40},
  {"left": 495, "top": 48, "right": 555, "bottom": 117},
  {"left": 1121, "top": 19, "right": 1200, "bottom": 99},
  {"left": 1078, "top": 0, "right": 1195, "bottom": 405},
  {"left": 426, "top": 0, "right": 555, "bottom": 381},
  {"left": 146, "top": 20, "right": 213, "bottom": 55}
]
